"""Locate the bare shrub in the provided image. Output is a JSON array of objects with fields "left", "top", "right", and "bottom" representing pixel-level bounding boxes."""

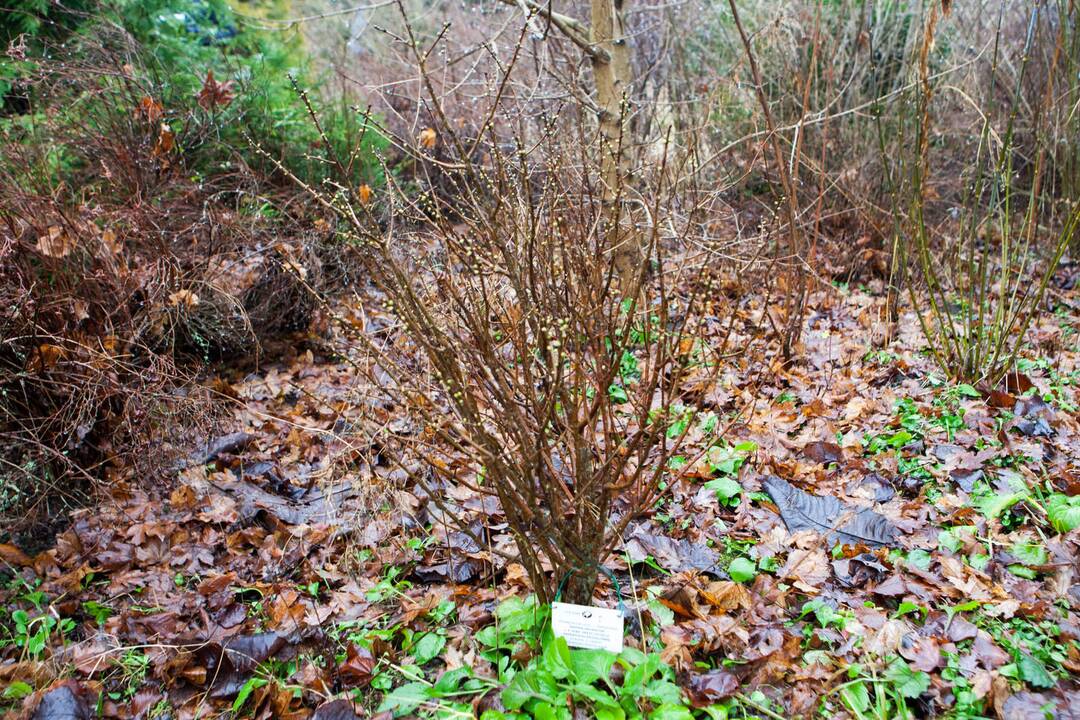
[
  {"left": 891, "top": 2, "right": 1080, "bottom": 384},
  {"left": 279, "top": 32, "right": 726, "bottom": 603}
]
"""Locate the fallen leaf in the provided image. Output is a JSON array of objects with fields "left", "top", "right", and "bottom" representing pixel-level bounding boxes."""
[
  {"left": 312, "top": 699, "right": 361, "bottom": 720},
  {"left": 169, "top": 289, "right": 200, "bottom": 309},
  {"left": 37, "top": 225, "right": 74, "bottom": 258},
  {"left": 32, "top": 681, "right": 92, "bottom": 720},
  {"left": 685, "top": 670, "right": 738, "bottom": 707},
  {"left": 764, "top": 476, "right": 898, "bottom": 547},
  {"left": 803, "top": 441, "right": 843, "bottom": 464},
  {"left": 779, "top": 547, "right": 830, "bottom": 592}
]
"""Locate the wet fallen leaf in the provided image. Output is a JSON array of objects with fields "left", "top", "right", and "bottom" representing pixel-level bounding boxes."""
[
  {"left": 684, "top": 669, "right": 738, "bottom": 707},
  {"left": 764, "top": 476, "right": 898, "bottom": 547}
]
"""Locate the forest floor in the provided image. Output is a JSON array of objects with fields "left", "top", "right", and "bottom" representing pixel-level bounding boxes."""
[{"left": 2, "top": 256, "right": 1080, "bottom": 720}]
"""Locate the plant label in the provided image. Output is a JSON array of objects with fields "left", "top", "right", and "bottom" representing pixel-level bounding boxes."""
[{"left": 551, "top": 602, "right": 624, "bottom": 652}]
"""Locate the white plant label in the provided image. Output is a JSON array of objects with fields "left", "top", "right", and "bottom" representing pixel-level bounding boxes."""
[{"left": 551, "top": 602, "right": 624, "bottom": 653}]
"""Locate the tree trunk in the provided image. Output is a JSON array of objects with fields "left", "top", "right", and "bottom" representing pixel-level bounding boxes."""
[{"left": 590, "top": 0, "right": 638, "bottom": 291}]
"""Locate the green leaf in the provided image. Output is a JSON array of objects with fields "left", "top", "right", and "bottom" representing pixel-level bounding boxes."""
[
  {"left": 647, "top": 597, "right": 675, "bottom": 628},
  {"left": 433, "top": 667, "right": 471, "bottom": 696},
  {"left": 644, "top": 679, "right": 684, "bottom": 705},
  {"left": 621, "top": 653, "right": 663, "bottom": 698},
  {"left": 1017, "top": 654, "right": 1055, "bottom": 689},
  {"left": 478, "top": 596, "right": 544, "bottom": 648},
  {"left": 893, "top": 601, "right": 924, "bottom": 619},
  {"left": 906, "top": 549, "right": 933, "bottom": 570},
  {"left": 595, "top": 707, "right": 627, "bottom": 720},
  {"left": 883, "top": 657, "right": 930, "bottom": 699},
  {"left": 3, "top": 681, "right": 33, "bottom": 700},
  {"left": 1007, "top": 564, "right": 1038, "bottom": 579},
  {"left": 957, "top": 384, "right": 980, "bottom": 398},
  {"left": 648, "top": 704, "right": 694, "bottom": 720},
  {"left": 503, "top": 669, "right": 558, "bottom": 711},
  {"left": 542, "top": 634, "right": 573, "bottom": 680},
  {"left": 570, "top": 648, "right": 616, "bottom": 686},
  {"left": 727, "top": 557, "right": 757, "bottom": 583},
  {"left": 572, "top": 683, "right": 620, "bottom": 708},
  {"left": 232, "top": 677, "right": 268, "bottom": 713},
  {"left": 973, "top": 489, "right": 1026, "bottom": 519},
  {"left": 1009, "top": 541, "right": 1047, "bottom": 566},
  {"left": 937, "top": 528, "right": 963, "bottom": 553},
  {"left": 704, "top": 477, "right": 742, "bottom": 507},
  {"left": 409, "top": 631, "right": 446, "bottom": 665},
  {"left": 840, "top": 680, "right": 871, "bottom": 715},
  {"left": 532, "top": 702, "right": 557, "bottom": 720},
  {"left": 378, "top": 681, "right": 432, "bottom": 716},
  {"left": 608, "top": 384, "right": 629, "bottom": 404},
  {"left": 1046, "top": 493, "right": 1080, "bottom": 533},
  {"left": 502, "top": 672, "right": 536, "bottom": 711},
  {"left": 666, "top": 407, "right": 693, "bottom": 439},
  {"left": 706, "top": 445, "right": 747, "bottom": 476}
]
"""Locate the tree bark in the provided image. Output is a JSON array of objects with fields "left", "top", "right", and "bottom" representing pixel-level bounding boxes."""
[{"left": 590, "top": 0, "right": 638, "bottom": 291}]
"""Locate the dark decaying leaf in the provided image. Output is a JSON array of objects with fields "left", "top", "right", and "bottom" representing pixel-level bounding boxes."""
[
  {"left": 1001, "top": 692, "right": 1054, "bottom": 720},
  {"left": 1013, "top": 416, "right": 1054, "bottom": 438},
  {"left": 832, "top": 553, "right": 888, "bottom": 587},
  {"left": 187, "top": 432, "right": 256, "bottom": 467},
  {"left": 32, "top": 681, "right": 92, "bottom": 720},
  {"left": 311, "top": 699, "right": 362, "bottom": 720},
  {"left": 624, "top": 525, "right": 721, "bottom": 575},
  {"left": 216, "top": 476, "right": 367, "bottom": 526},
  {"left": 414, "top": 560, "right": 480, "bottom": 583},
  {"left": 763, "top": 476, "right": 898, "bottom": 548},
  {"left": 224, "top": 632, "right": 289, "bottom": 672},
  {"left": 950, "top": 467, "right": 983, "bottom": 493},
  {"left": 339, "top": 644, "right": 376, "bottom": 687},
  {"left": 684, "top": 669, "right": 739, "bottom": 707},
  {"left": 802, "top": 441, "right": 843, "bottom": 464},
  {"left": 194, "top": 632, "right": 290, "bottom": 698}
]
